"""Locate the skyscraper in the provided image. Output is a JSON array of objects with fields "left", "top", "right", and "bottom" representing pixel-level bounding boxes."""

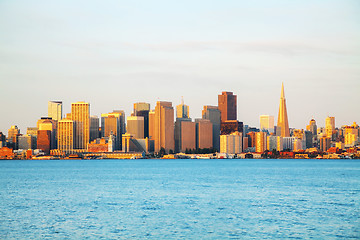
[
  {"left": 154, "top": 101, "right": 174, "bottom": 153},
  {"left": 218, "top": 91, "right": 237, "bottom": 122},
  {"left": 325, "top": 116, "right": 335, "bottom": 138},
  {"left": 176, "top": 97, "right": 189, "bottom": 119},
  {"left": 195, "top": 119, "right": 213, "bottom": 149},
  {"left": 276, "top": 83, "right": 290, "bottom": 137},
  {"left": 101, "top": 111, "right": 125, "bottom": 150},
  {"left": 202, "top": 106, "right": 221, "bottom": 151},
  {"left": 71, "top": 102, "right": 90, "bottom": 150},
  {"left": 58, "top": 118, "right": 75, "bottom": 154},
  {"left": 127, "top": 116, "right": 145, "bottom": 139},
  {"left": 48, "top": 101, "right": 62, "bottom": 121},
  {"left": 90, "top": 115, "right": 99, "bottom": 142},
  {"left": 134, "top": 102, "right": 150, "bottom": 138},
  {"left": 260, "top": 115, "right": 275, "bottom": 134}
]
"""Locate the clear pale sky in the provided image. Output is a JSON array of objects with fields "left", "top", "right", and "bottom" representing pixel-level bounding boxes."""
[{"left": 0, "top": 0, "right": 359, "bottom": 134}]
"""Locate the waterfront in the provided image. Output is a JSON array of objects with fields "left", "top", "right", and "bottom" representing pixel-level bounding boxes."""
[{"left": 0, "top": 159, "right": 359, "bottom": 239}]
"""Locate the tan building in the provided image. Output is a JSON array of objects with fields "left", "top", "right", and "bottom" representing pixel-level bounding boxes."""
[
  {"left": 37, "top": 118, "right": 57, "bottom": 149},
  {"left": 134, "top": 102, "right": 150, "bottom": 114},
  {"left": 101, "top": 111, "right": 125, "bottom": 150},
  {"left": 149, "top": 110, "right": 155, "bottom": 140},
  {"left": 202, "top": 106, "right": 221, "bottom": 151},
  {"left": 195, "top": 119, "right": 213, "bottom": 149},
  {"left": 180, "top": 121, "right": 196, "bottom": 152},
  {"left": 127, "top": 116, "right": 144, "bottom": 139},
  {"left": 71, "top": 102, "right": 90, "bottom": 150},
  {"left": 48, "top": 101, "right": 62, "bottom": 121},
  {"left": 220, "top": 132, "right": 242, "bottom": 154},
  {"left": 260, "top": 115, "right": 275, "bottom": 134},
  {"left": 58, "top": 119, "right": 75, "bottom": 154},
  {"left": 319, "top": 136, "right": 331, "bottom": 152},
  {"left": 26, "top": 127, "right": 38, "bottom": 136},
  {"left": 267, "top": 135, "right": 283, "bottom": 151},
  {"left": 8, "top": 125, "right": 20, "bottom": 142},
  {"left": 255, "top": 131, "right": 267, "bottom": 153},
  {"left": 176, "top": 97, "right": 189, "bottom": 119},
  {"left": 154, "top": 101, "right": 174, "bottom": 153},
  {"left": 345, "top": 133, "right": 357, "bottom": 147},
  {"left": 325, "top": 116, "right": 335, "bottom": 139}
]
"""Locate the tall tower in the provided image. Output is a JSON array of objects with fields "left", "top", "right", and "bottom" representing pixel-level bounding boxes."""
[
  {"left": 176, "top": 97, "right": 189, "bottom": 119},
  {"left": 154, "top": 101, "right": 174, "bottom": 153},
  {"left": 276, "top": 83, "right": 290, "bottom": 137},
  {"left": 48, "top": 101, "right": 62, "bottom": 121},
  {"left": 71, "top": 102, "right": 90, "bottom": 150},
  {"left": 133, "top": 102, "right": 150, "bottom": 138},
  {"left": 202, "top": 106, "right": 221, "bottom": 151},
  {"left": 58, "top": 118, "right": 75, "bottom": 154},
  {"left": 218, "top": 92, "right": 237, "bottom": 122},
  {"left": 260, "top": 115, "right": 275, "bottom": 134}
]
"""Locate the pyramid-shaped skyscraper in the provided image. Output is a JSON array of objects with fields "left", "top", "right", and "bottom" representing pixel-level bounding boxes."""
[{"left": 276, "top": 83, "right": 290, "bottom": 137}]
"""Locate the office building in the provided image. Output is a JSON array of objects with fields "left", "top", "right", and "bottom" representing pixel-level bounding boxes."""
[
  {"left": 221, "top": 120, "right": 243, "bottom": 135},
  {"left": 17, "top": 135, "right": 37, "bottom": 150},
  {"left": 90, "top": 115, "right": 99, "bottom": 142},
  {"left": 255, "top": 131, "right": 267, "bottom": 153},
  {"left": 134, "top": 102, "right": 150, "bottom": 138},
  {"left": 260, "top": 115, "right": 275, "bottom": 134},
  {"left": 319, "top": 136, "right": 331, "bottom": 152},
  {"left": 176, "top": 97, "right": 189, "bottom": 119},
  {"left": 37, "top": 130, "right": 51, "bottom": 154},
  {"left": 154, "top": 101, "right": 174, "bottom": 153},
  {"left": 37, "top": 117, "right": 57, "bottom": 149},
  {"left": 175, "top": 118, "right": 192, "bottom": 153},
  {"left": 71, "top": 102, "right": 90, "bottom": 150},
  {"left": 267, "top": 135, "right": 283, "bottom": 151},
  {"left": 175, "top": 118, "right": 195, "bottom": 153},
  {"left": 220, "top": 132, "right": 242, "bottom": 154},
  {"left": 218, "top": 91, "right": 237, "bottom": 121},
  {"left": 148, "top": 110, "right": 155, "bottom": 140},
  {"left": 26, "top": 127, "right": 38, "bottom": 136},
  {"left": 58, "top": 118, "right": 75, "bottom": 154},
  {"left": 202, "top": 106, "right": 221, "bottom": 151},
  {"left": 195, "top": 119, "right": 213, "bottom": 149},
  {"left": 276, "top": 83, "right": 290, "bottom": 137},
  {"left": 101, "top": 111, "right": 125, "bottom": 150},
  {"left": 48, "top": 101, "right": 62, "bottom": 121},
  {"left": 8, "top": 125, "right": 20, "bottom": 142},
  {"left": 325, "top": 116, "right": 335, "bottom": 139},
  {"left": 127, "top": 116, "right": 145, "bottom": 139}
]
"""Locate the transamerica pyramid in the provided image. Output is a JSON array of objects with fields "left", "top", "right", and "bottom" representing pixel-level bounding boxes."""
[{"left": 276, "top": 83, "right": 290, "bottom": 137}]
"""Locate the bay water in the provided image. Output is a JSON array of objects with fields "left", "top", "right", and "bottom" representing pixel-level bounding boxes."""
[{"left": 0, "top": 159, "right": 359, "bottom": 239}]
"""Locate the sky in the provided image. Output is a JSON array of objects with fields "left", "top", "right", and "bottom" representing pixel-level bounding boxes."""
[{"left": 0, "top": 0, "right": 359, "bottom": 134}]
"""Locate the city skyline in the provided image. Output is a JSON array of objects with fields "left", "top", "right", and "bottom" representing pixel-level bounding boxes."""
[{"left": 1, "top": 0, "right": 359, "bottom": 132}]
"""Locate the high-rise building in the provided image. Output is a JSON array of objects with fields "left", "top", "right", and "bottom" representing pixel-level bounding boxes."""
[
  {"left": 276, "top": 83, "right": 290, "bottom": 137},
  {"left": 260, "top": 115, "right": 275, "bottom": 134},
  {"left": 148, "top": 110, "right": 155, "bottom": 140},
  {"left": 26, "top": 127, "right": 38, "bottom": 136},
  {"left": 37, "top": 130, "right": 51, "bottom": 154},
  {"left": 8, "top": 125, "right": 20, "bottom": 142},
  {"left": 176, "top": 97, "right": 189, "bottom": 119},
  {"left": 218, "top": 91, "right": 237, "bottom": 121},
  {"left": 37, "top": 117, "right": 57, "bottom": 150},
  {"left": 127, "top": 116, "right": 145, "bottom": 139},
  {"left": 255, "top": 131, "right": 267, "bottom": 153},
  {"left": 48, "top": 101, "right": 62, "bottom": 121},
  {"left": 154, "top": 101, "right": 174, "bottom": 153},
  {"left": 71, "top": 102, "right": 90, "bottom": 150},
  {"left": 175, "top": 118, "right": 191, "bottom": 153},
  {"left": 319, "top": 136, "right": 331, "bottom": 152},
  {"left": 101, "top": 111, "right": 125, "bottom": 150},
  {"left": 90, "top": 115, "right": 99, "bottom": 142},
  {"left": 195, "top": 119, "right": 213, "bottom": 149},
  {"left": 325, "top": 116, "right": 335, "bottom": 139},
  {"left": 220, "top": 132, "right": 242, "bottom": 154},
  {"left": 134, "top": 102, "right": 150, "bottom": 138},
  {"left": 58, "top": 118, "right": 75, "bottom": 154},
  {"left": 17, "top": 135, "right": 37, "bottom": 150},
  {"left": 307, "top": 119, "right": 317, "bottom": 136},
  {"left": 221, "top": 120, "right": 243, "bottom": 135},
  {"left": 267, "top": 135, "right": 283, "bottom": 151},
  {"left": 202, "top": 106, "right": 221, "bottom": 151}
]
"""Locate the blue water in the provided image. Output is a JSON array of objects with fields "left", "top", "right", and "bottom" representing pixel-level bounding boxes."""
[{"left": 0, "top": 159, "right": 359, "bottom": 239}]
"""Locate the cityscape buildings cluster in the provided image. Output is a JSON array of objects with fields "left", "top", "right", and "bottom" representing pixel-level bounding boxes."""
[{"left": 0, "top": 84, "right": 359, "bottom": 159}]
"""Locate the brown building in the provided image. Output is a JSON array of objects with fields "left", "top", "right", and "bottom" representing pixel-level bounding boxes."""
[
  {"left": 247, "top": 132, "right": 256, "bottom": 148},
  {"left": 154, "top": 101, "right": 174, "bottom": 153},
  {"left": 195, "top": 119, "right": 213, "bottom": 149},
  {"left": 180, "top": 121, "right": 196, "bottom": 152},
  {"left": 148, "top": 110, "right": 155, "bottom": 140},
  {"left": 221, "top": 120, "right": 243, "bottom": 135},
  {"left": 218, "top": 91, "right": 237, "bottom": 122},
  {"left": 37, "top": 130, "right": 51, "bottom": 154},
  {"left": 319, "top": 136, "right": 331, "bottom": 152}
]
